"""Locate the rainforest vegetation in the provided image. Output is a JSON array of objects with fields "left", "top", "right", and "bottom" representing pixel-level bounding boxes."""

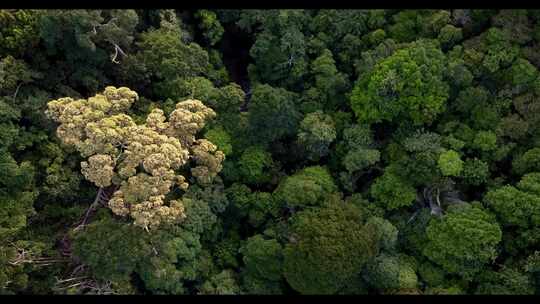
[{"left": 2, "top": 9, "right": 540, "bottom": 295}]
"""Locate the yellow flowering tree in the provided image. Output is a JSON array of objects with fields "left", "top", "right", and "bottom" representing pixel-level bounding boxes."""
[{"left": 46, "top": 86, "right": 224, "bottom": 231}]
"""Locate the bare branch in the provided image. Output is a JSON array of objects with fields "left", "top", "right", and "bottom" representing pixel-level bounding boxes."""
[
  {"left": 287, "top": 54, "right": 295, "bottom": 67},
  {"left": 407, "top": 210, "right": 420, "bottom": 224},
  {"left": 74, "top": 187, "right": 104, "bottom": 232},
  {"left": 12, "top": 83, "right": 22, "bottom": 102},
  {"left": 110, "top": 43, "right": 128, "bottom": 64}
]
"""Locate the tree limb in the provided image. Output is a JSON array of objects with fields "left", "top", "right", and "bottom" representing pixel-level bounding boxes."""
[
  {"left": 12, "top": 83, "right": 22, "bottom": 102},
  {"left": 110, "top": 43, "right": 128, "bottom": 64},
  {"left": 74, "top": 187, "right": 104, "bottom": 231}
]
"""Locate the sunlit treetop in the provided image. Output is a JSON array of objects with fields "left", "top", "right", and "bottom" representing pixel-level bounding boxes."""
[{"left": 46, "top": 86, "right": 224, "bottom": 231}]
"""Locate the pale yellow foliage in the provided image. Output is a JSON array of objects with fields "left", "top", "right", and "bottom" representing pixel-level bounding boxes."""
[
  {"left": 191, "top": 139, "right": 225, "bottom": 185},
  {"left": 166, "top": 99, "right": 217, "bottom": 146},
  {"left": 81, "top": 154, "right": 115, "bottom": 188},
  {"left": 46, "top": 86, "right": 223, "bottom": 231}
]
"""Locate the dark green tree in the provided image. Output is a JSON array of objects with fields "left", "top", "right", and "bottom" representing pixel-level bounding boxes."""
[{"left": 283, "top": 200, "right": 378, "bottom": 294}]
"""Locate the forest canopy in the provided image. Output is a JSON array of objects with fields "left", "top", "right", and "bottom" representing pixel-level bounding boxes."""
[{"left": 1, "top": 9, "right": 540, "bottom": 295}]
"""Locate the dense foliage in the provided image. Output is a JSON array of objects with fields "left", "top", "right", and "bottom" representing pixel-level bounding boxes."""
[{"left": 2, "top": 9, "right": 540, "bottom": 295}]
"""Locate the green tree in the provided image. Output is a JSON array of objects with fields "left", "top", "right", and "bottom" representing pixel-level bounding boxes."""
[
  {"left": 273, "top": 166, "right": 338, "bottom": 210},
  {"left": 363, "top": 253, "right": 418, "bottom": 293},
  {"left": 239, "top": 234, "right": 284, "bottom": 294},
  {"left": 370, "top": 169, "right": 417, "bottom": 211},
  {"left": 350, "top": 39, "right": 449, "bottom": 125},
  {"left": 461, "top": 158, "right": 489, "bottom": 186},
  {"left": 247, "top": 84, "right": 300, "bottom": 145},
  {"left": 38, "top": 10, "right": 139, "bottom": 92},
  {"left": 137, "top": 226, "right": 204, "bottom": 294},
  {"left": 472, "top": 131, "right": 497, "bottom": 152},
  {"left": 126, "top": 26, "right": 212, "bottom": 100},
  {"left": 422, "top": 203, "right": 502, "bottom": 280},
  {"left": 71, "top": 213, "right": 152, "bottom": 283},
  {"left": 241, "top": 10, "right": 310, "bottom": 89},
  {"left": 475, "top": 267, "right": 535, "bottom": 295},
  {"left": 438, "top": 150, "right": 463, "bottom": 177},
  {"left": 484, "top": 173, "right": 540, "bottom": 229},
  {"left": 195, "top": 10, "right": 225, "bottom": 46},
  {"left": 237, "top": 146, "right": 274, "bottom": 185},
  {"left": 0, "top": 151, "right": 38, "bottom": 294},
  {"left": 481, "top": 27, "right": 519, "bottom": 74},
  {"left": 513, "top": 148, "right": 540, "bottom": 176},
  {"left": 364, "top": 216, "right": 398, "bottom": 252},
  {"left": 0, "top": 10, "right": 41, "bottom": 57},
  {"left": 340, "top": 124, "right": 380, "bottom": 173},
  {"left": 204, "top": 126, "right": 233, "bottom": 156},
  {"left": 283, "top": 201, "right": 378, "bottom": 294},
  {"left": 297, "top": 111, "right": 336, "bottom": 161},
  {"left": 198, "top": 270, "right": 240, "bottom": 295},
  {"left": 308, "top": 49, "right": 349, "bottom": 109}
]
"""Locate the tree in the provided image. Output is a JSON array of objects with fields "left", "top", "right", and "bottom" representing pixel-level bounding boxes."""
[
  {"left": 417, "top": 260, "right": 446, "bottom": 287},
  {"left": 237, "top": 146, "right": 274, "bottom": 185},
  {"left": 7, "top": 7, "right": 540, "bottom": 295},
  {"left": 0, "top": 152, "right": 36, "bottom": 241},
  {"left": 438, "top": 150, "right": 463, "bottom": 177},
  {"left": 195, "top": 10, "right": 225, "bottom": 46},
  {"left": 484, "top": 173, "right": 540, "bottom": 229},
  {"left": 363, "top": 253, "right": 418, "bottom": 293},
  {"left": 283, "top": 201, "right": 378, "bottom": 294},
  {"left": 297, "top": 111, "right": 336, "bottom": 161},
  {"left": 179, "top": 77, "right": 245, "bottom": 114},
  {"left": 226, "top": 185, "right": 279, "bottom": 228},
  {"left": 461, "top": 158, "right": 489, "bottom": 186},
  {"left": 71, "top": 213, "right": 152, "bottom": 283},
  {"left": 364, "top": 216, "right": 399, "bottom": 252},
  {"left": 198, "top": 270, "right": 240, "bottom": 295},
  {"left": 38, "top": 10, "right": 139, "bottom": 92},
  {"left": 422, "top": 203, "right": 502, "bottom": 280},
  {"left": 136, "top": 226, "right": 205, "bottom": 294},
  {"left": 446, "top": 46, "right": 473, "bottom": 88},
  {"left": 240, "top": 10, "right": 310, "bottom": 89},
  {"left": 350, "top": 39, "right": 449, "bottom": 125},
  {"left": 472, "top": 131, "right": 497, "bottom": 152},
  {"left": 0, "top": 56, "right": 37, "bottom": 97},
  {"left": 247, "top": 84, "right": 300, "bottom": 145},
  {"left": 308, "top": 49, "right": 349, "bottom": 109},
  {"left": 513, "top": 148, "right": 540, "bottom": 176},
  {"left": 46, "top": 86, "right": 224, "bottom": 231},
  {"left": 0, "top": 10, "right": 41, "bottom": 57},
  {"left": 340, "top": 124, "right": 380, "bottom": 173},
  {"left": 513, "top": 93, "right": 540, "bottom": 136},
  {"left": 475, "top": 267, "right": 535, "bottom": 295},
  {"left": 40, "top": 10, "right": 138, "bottom": 57},
  {"left": 239, "top": 234, "right": 284, "bottom": 294},
  {"left": 497, "top": 114, "right": 529, "bottom": 141},
  {"left": 204, "top": 126, "right": 232, "bottom": 156},
  {"left": 0, "top": 99, "right": 37, "bottom": 240},
  {"left": 525, "top": 251, "right": 540, "bottom": 293},
  {"left": 481, "top": 27, "right": 519, "bottom": 74},
  {"left": 509, "top": 58, "right": 538, "bottom": 92},
  {"left": 392, "top": 130, "right": 445, "bottom": 187},
  {"left": 438, "top": 24, "right": 462, "bottom": 49},
  {"left": 273, "top": 166, "right": 338, "bottom": 210},
  {"left": 0, "top": 150, "right": 38, "bottom": 294},
  {"left": 125, "top": 25, "right": 212, "bottom": 100},
  {"left": 370, "top": 169, "right": 417, "bottom": 211}
]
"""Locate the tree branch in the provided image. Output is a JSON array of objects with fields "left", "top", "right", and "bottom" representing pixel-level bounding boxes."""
[
  {"left": 74, "top": 187, "right": 104, "bottom": 231},
  {"left": 12, "top": 83, "right": 22, "bottom": 103},
  {"left": 110, "top": 43, "right": 128, "bottom": 64}
]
